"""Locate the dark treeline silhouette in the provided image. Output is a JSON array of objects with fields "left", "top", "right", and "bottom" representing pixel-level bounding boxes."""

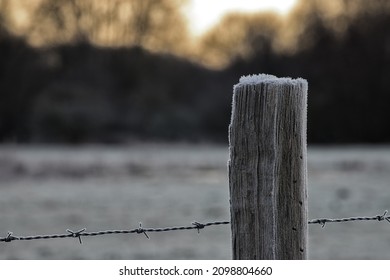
[
  {"left": 0, "top": 36, "right": 228, "bottom": 143},
  {"left": 227, "top": 7, "right": 390, "bottom": 143},
  {"left": 1, "top": 0, "right": 390, "bottom": 144}
]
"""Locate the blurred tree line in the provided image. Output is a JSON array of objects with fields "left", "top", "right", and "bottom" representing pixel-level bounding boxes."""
[{"left": 1, "top": 0, "right": 390, "bottom": 143}]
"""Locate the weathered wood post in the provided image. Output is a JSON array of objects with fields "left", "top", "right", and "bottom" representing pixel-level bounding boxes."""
[{"left": 228, "top": 74, "right": 308, "bottom": 259}]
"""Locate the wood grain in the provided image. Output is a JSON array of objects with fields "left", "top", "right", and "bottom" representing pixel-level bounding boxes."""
[{"left": 228, "top": 76, "right": 308, "bottom": 259}]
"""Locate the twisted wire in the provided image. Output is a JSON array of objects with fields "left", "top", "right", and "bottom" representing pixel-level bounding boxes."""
[
  {"left": 2, "top": 210, "right": 390, "bottom": 243},
  {"left": 308, "top": 210, "right": 390, "bottom": 227},
  {"left": 0, "top": 221, "right": 230, "bottom": 243}
]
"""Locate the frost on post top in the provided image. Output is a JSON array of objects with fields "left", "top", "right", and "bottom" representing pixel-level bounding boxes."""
[{"left": 233, "top": 74, "right": 307, "bottom": 91}]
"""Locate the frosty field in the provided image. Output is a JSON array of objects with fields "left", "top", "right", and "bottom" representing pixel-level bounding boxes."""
[{"left": 1, "top": 144, "right": 390, "bottom": 259}]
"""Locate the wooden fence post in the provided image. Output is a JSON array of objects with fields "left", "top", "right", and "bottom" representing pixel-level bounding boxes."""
[{"left": 228, "top": 74, "right": 308, "bottom": 259}]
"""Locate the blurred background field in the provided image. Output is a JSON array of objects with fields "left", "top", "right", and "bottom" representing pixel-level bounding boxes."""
[
  {"left": 1, "top": 144, "right": 390, "bottom": 259},
  {"left": 1, "top": 0, "right": 390, "bottom": 259}
]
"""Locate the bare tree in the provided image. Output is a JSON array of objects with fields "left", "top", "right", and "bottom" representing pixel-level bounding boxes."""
[
  {"left": 197, "top": 12, "right": 282, "bottom": 68},
  {"left": 278, "top": 0, "right": 390, "bottom": 53},
  {"left": 0, "top": 0, "right": 11, "bottom": 37},
  {"left": 28, "top": 0, "right": 96, "bottom": 45},
  {"left": 25, "top": 0, "right": 189, "bottom": 53},
  {"left": 128, "top": 0, "right": 189, "bottom": 52}
]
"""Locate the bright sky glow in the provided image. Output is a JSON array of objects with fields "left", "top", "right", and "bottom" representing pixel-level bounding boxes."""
[{"left": 186, "top": 0, "right": 298, "bottom": 36}]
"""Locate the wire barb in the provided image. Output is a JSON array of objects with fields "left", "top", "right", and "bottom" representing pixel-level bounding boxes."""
[
  {"left": 376, "top": 210, "right": 390, "bottom": 223},
  {"left": 319, "top": 219, "right": 327, "bottom": 228},
  {"left": 66, "top": 228, "right": 86, "bottom": 244},
  {"left": 135, "top": 223, "right": 149, "bottom": 239},
  {"left": 3, "top": 232, "right": 18, "bottom": 242},
  {"left": 192, "top": 222, "right": 205, "bottom": 234}
]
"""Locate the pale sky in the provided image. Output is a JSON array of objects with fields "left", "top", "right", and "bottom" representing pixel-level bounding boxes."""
[{"left": 186, "top": 0, "right": 298, "bottom": 36}]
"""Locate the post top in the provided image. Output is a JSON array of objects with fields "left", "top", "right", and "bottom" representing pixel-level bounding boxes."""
[{"left": 234, "top": 74, "right": 307, "bottom": 90}]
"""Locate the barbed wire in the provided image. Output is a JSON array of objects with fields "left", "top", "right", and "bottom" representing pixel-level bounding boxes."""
[
  {"left": 0, "top": 221, "right": 230, "bottom": 244},
  {"left": 1, "top": 210, "right": 390, "bottom": 244},
  {"left": 308, "top": 210, "right": 390, "bottom": 228}
]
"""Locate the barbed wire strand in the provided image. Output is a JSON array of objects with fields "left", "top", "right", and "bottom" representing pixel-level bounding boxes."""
[
  {"left": 0, "top": 221, "right": 230, "bottom": 243},
  {"left": 1, "top": 210, "right": 390, "bottom": 243},
  {"left": 308, "top": 210, "right": 390, "bottom": 228}
]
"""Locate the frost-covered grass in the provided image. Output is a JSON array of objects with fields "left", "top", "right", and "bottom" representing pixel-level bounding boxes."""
[{"left": 1, "top": 144, "right": 390, "bottom": 259}]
